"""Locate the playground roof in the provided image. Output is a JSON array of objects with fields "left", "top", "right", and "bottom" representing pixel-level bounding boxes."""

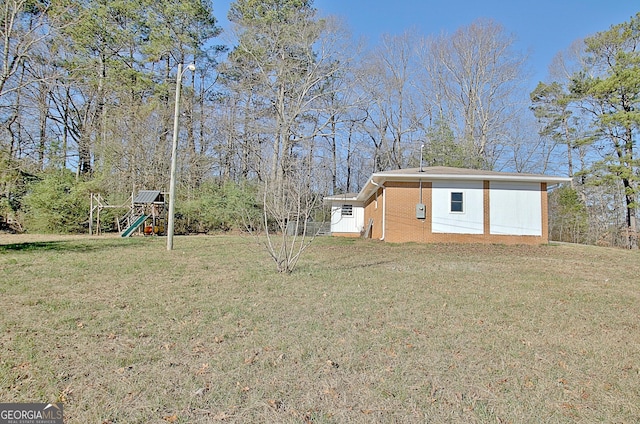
[{"left": 133, "top": 190, "right": 164, "bottom": 204}]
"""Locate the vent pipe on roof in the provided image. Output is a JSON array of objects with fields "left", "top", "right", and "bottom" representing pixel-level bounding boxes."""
[{"left": 420, "top": 144, "right": 425, "bottom": 172}]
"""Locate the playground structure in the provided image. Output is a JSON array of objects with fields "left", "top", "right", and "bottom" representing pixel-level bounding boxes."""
[{"left": 89, "top": 190, "right": 167, "bottom": 237}]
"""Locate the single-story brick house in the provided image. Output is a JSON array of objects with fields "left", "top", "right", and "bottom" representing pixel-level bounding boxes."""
[{"left": 324, "top": 166, "right": 572, "bottom": 244}]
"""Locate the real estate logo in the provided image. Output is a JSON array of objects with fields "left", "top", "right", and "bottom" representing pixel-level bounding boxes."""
[{"left": 0, "top": 403, "right": 63, "bottom": 424}]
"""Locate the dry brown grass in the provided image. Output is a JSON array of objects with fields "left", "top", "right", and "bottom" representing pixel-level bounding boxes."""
[{"left": 0, "top": 234, "right": 639, "bottom": 423}]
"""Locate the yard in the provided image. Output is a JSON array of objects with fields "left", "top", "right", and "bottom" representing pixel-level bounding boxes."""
[{"left": 0, "top": 234, "right": 638, "bottom": 423}]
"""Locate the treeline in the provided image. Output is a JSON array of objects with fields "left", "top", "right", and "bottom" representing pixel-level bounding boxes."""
[{"left": 1, "top": 0, "right": 639, "bottom": 248}]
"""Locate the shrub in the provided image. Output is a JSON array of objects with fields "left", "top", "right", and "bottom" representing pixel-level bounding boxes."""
[
  {"left": 549, "top": 185, "right": 589, "bottom": 243},
  {"left": 178, "top": 180, "right": 261, "bottom": 234},
  {"left": 22, "top": 170, "right": 90, "bottom": 233}
]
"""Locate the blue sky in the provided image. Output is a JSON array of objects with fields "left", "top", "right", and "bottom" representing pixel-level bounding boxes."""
[{"left": 212, "top": 1, "right": 638, "bottom": 84}]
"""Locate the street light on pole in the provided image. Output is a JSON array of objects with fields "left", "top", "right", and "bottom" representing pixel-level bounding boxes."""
[{"left": 167, "top": 62, "right": 195, "bottom": 251}]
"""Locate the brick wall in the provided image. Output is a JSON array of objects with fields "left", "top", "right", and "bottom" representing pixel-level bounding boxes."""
[
  {"left": 384, "top": 181, "right": 429, "bottom": 243},
  {"left": 364, "top": 188, "right": 384, "bottom": 239}
]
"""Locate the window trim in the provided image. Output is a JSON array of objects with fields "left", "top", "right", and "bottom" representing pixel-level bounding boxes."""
[{"left": 450, "top": 191, "right": 464, "bottom": 213}]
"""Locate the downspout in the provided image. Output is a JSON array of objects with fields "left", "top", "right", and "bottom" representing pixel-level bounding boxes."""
[{"left": 371, "top": 179, "right": 385, "bottom": 240}]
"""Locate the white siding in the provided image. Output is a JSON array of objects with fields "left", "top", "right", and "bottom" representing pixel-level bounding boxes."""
[
  {"left": 490, "top": 182, "right": 541, "bottom": 235},
  {"left": 330, "top": 203, "right": 364, "bottom": 234},
  {"left": 432, "top": 181, "right": 484, "bottom": 234}
]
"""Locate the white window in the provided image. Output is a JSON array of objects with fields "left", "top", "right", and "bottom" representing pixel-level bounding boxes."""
[
  {"left": 341, "top": 204, "right": 353, "bottom": 217},
  {"left": 450, "top": 192, "right": 464, "bottom": 213}
]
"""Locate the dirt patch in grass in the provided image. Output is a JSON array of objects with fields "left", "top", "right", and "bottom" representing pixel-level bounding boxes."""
[{"left": 1, "top": 235, "right": 639, "bottom": 422}]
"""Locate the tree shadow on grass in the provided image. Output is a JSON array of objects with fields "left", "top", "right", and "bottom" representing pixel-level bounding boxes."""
[{"left": 0, "top": 238, "right": 145, "bottom": 253}]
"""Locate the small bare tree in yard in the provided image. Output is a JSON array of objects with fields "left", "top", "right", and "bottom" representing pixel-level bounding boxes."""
[{"left": 256, "top": 156, "right": 324, "bottom": 273}]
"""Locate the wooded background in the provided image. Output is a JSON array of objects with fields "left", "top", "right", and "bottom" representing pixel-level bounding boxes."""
[{"left": 1, "top": 0, "right": 639, "bottom": 248}]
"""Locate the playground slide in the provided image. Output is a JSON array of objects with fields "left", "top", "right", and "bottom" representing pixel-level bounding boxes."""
[{"left": 121, "top": 214, "right": 148, "bottom": 238}]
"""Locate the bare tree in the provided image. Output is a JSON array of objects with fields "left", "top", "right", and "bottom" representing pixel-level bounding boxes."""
[
  {"left": 258, "top": 152, "right": 324, "bottom": 273},
  {"left": 417, "top": 19, "right": 529, "bottom": 167},
  {"left": 356, "top": 30, "right": 424, "bottom": 171}
]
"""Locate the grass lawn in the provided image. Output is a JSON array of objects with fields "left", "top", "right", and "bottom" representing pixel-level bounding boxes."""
[{"left": 0, "top": 234, "right": 639, "bottom": 423}]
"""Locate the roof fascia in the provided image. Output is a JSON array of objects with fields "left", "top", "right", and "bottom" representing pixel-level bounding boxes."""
[
  {"left": 378, "top": 173, "right": 572, "bottom": 183},
  {"left": 355, "top": 173, "right": 572, "bottom": 202}
]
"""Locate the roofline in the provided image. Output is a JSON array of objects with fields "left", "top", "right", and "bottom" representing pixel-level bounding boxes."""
[
  {"left": 355, "top": 172, "right": 572, "bottom": 203},
  {"left": 322, "top": 168, "right": 572, "bottom": 204},
  {"left": 373, "top": 172, "right": 572, "bottom": 183}
]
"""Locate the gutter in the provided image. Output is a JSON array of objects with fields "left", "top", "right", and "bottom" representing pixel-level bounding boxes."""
[
  {"left": 370, "top": 178, "right": 385, "bottom": 241},
  {"left": 546, "top": 183, "right": 566, "bottom": 191},
  {"left": 372, "top": 172, "right": 573, "bottom": 184}
]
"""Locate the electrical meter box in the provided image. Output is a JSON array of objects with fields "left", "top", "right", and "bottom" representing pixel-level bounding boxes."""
[{"left": 416, "top": 203, "right": 426, "bottom": 219}]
